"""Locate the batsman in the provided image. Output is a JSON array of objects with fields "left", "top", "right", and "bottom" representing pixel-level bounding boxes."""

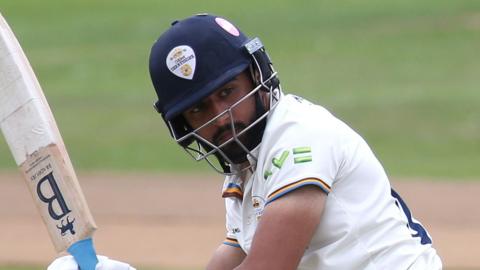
[{"left": 51, "top": 14, "right": 443, "bottom": 270}]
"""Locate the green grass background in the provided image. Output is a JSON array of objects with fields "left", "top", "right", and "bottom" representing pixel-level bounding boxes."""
[
  {"left": 1, "top": 1, "right": 479, "bottom": 269},
  {"left": 1, "top": 0, "right": 479, "bottom": 179}
]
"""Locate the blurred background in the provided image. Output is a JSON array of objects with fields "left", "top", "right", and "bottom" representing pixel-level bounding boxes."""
[
  {"left": 1, "top": 0, "right": 479, "bottom": 177},
  {"left": 0, "top": 0, "right": 479, "bottom": 269}
]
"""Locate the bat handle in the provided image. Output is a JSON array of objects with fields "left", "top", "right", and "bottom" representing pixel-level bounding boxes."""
[{"left": 67, "top": 238, "right": 99, "bottom": 270}]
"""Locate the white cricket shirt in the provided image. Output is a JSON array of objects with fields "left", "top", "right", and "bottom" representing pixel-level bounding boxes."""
[{"left": 221, "top": 93, "right": 442, "bottom": 269}]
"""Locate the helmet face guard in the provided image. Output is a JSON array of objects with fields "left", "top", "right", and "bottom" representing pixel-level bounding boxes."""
[
  {"left": 172, "top": 68, "right": 280, "bottom": 175},
  {"left": 149, "top": 15, "right": 280, "bottom": 175}
]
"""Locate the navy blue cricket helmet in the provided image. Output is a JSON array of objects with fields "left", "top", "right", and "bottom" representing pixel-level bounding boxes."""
[
  {"left": 150, "top": 14, "right": 252, "bottom": 121},
  {"left": 149, "top": 14, "right": 280, "bottom": 174}
]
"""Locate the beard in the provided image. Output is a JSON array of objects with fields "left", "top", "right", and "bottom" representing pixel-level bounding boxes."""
[
  {"left": 211, "top": 109, "right": 266, "bottom": 164},
  {"left": 212, "top": 123, "right": 250, "bottom": 164}
]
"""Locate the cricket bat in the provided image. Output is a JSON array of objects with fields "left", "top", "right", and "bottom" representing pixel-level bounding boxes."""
[{"left": 0, "top": 13, "right": 98, "bottom": 270}]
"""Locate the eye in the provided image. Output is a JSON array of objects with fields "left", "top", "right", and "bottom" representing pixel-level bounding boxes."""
[
  {"left": 188, "top": 103, "right": 204, "bottom": 114},
  {"left": 219, "top": 87, "right": 234, "bottom": 98},
  {"left": 190, "top": 107, "right": 200, "bottom": 114}
]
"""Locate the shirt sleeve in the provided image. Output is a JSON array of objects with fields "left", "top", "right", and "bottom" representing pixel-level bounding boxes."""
[
  {"left": 224, "top": 197, "right": 242, "bottom": 248},
  {"left": 261, "top": 118, "right": 346, "bottom": 205}
]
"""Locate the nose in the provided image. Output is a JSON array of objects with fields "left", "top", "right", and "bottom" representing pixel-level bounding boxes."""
[{"left": 210, "top": 101, "right": 230, "bottom": 127}]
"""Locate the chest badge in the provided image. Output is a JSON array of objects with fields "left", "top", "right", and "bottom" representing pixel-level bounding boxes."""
[{"left": 252, "top": 196, "right": 265, "bottom": 221}]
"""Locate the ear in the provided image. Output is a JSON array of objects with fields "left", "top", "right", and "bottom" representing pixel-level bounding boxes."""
[
  {"left": 260, "top": 89, "right": 270, "bottom": 107},
  {"left": 248, "top": 65, "right": 260, "bottom": 86}
]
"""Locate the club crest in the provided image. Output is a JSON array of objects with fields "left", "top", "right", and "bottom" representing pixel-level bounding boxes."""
[{"left": 166, "top": 45, "right": 196, "bottom": 80}]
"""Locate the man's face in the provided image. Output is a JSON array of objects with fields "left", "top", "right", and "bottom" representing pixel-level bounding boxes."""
[{"left": 182, "top": 71, "right": 259, "bottom": 164}]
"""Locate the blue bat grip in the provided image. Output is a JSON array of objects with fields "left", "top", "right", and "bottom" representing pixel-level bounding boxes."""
[{"left": 67, "top": 238, "right": 98, "bottom": 270}]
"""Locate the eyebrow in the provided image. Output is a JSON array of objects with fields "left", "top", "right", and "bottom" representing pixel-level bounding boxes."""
[{"left": 187, "top": 76, "right": 242, "bottom": 111}]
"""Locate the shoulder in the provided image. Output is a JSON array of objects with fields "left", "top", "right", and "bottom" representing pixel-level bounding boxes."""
[
  {"left": 261, "top": 94, "right": 363, "bottom": 158},
  {"left": 269, "top": 95, "right": 357, "bottom": 138},
  {"left": 253, "top": 95, "right": 349, "bottom": 196}
]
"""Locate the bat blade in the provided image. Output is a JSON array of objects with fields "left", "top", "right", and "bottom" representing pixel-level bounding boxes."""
[{"left": 0, "top": 13, "right": 98, "bottom": 270}]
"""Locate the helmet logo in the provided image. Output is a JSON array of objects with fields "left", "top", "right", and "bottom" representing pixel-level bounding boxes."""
[
  {"left": 215, "top": 17, "right": 240, "bottom": 37},
  {"left": 180, "top": 64, "right": 192, "bottom": 77},
  {"left": 166, "top": 45, "right": 196, "bottom": 80}
]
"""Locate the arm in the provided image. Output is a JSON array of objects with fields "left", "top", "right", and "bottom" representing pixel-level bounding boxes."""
[
  {"left": 207, "top": 243, "right": 246, "bottom": 270},
  {"left": 235, "top": 185, "right": 326, "bottom": 270}
]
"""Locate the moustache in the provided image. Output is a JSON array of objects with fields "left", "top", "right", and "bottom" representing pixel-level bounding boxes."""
[{"left": 212, "top": 123, "right": 248, "bottom": 146}]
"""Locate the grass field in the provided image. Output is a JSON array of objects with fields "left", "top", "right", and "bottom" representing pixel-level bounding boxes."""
[{"left": 1, "top": 0, "right": 479, "bottom": 179}]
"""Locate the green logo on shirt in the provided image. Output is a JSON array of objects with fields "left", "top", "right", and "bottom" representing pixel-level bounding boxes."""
[
  {"left": 272, "top": 150, "right": 289, "bottom": 168},
  {"left": 264, "top": 146, "right": 312, "bottom": 180}
]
